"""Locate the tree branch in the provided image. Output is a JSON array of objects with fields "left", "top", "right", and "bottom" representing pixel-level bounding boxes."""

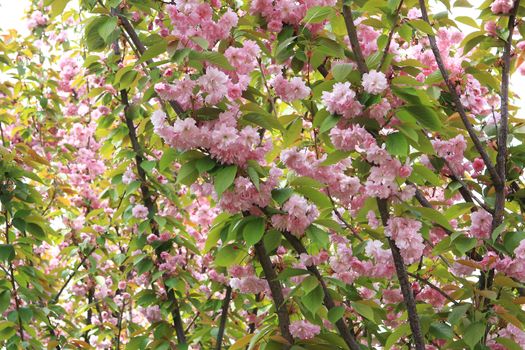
[
  {"left": 282, "top": 232, "right": 362, "bottom": 350},
  {"left": 378, "top": 0, "right": 404, "bottom": 71},
  {"left": 417, "top": 0, "right": 501, "bottom": 186},
  {"left": 215, "top": 286, "right": 232, "bottom": 350},
  {"left": 376, "top": 199, "right": 425, "bottom": 350},
  {"left": 253, "top": 241, "right": 294, "bottom": 346},
  {"left": 342, "top": 4, "right": 369, "bottom": 75},
  {"left": 493, "top": 0, "right": 521, "bottom": 230},
  {"left": 114, "top": 36, "right": 187, "bottom": 345}
]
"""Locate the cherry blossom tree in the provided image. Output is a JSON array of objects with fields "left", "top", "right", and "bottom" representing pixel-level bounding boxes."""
[{"left": 1, "top": 0, "right": 525, "bottom": 349}]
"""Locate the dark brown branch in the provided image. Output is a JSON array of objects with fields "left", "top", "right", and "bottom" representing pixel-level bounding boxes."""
[
  {"left": 378, "top": 0, "right": 404, "bottom": 71},
  {"left": 253, "top": 241, "right": 294, "bottom": 346},
  {"left": 417, "top": 0, "right": 501, "bottom": 186},
  {"left": 376, "top": 199, "right": 425, "bottom": 350},
  {"left": 215, "top": 286, "right": 232, "bottom": 350},
  {"left": 494, "top": 0, "right": 521, "bottom": 230},
  {"left": 282, "top": 232, "right": 362, "bottom": 350},
  {"left": 114, "top": 34, "right": 187, "bottom": 344},
  {"left": 113, "top": 9, "right": 185, "bottom": 116},
  {"left": 342, "top": 4, "right": 368, "bottom": 75}
]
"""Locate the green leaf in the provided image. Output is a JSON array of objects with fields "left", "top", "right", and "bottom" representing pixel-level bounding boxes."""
[
  {"left": 214, "top": 165, "right": 238, "bottom": 198},
  {"left": 306, "top": 225, "right": 330, "bottom": 249},
  {"left": 159, "top": 148, "right": 177, "bottom": 171},
  {"left": 385, "top": 323, "right": 411, "bottom": 350},
  {"left": 176, "top": 161, "right": 198, "bottom": 186},
  {"left": 351, "top": 300, "right": 375, "bottom": 321},
  {"left": 303, "top": 285, "right": 324, "bottom": 314},
  {"left": 263, "top": 229, "right": 282, "bottom": 252},
  {"left": 410, "top": 206, "right": 453, "bottom": 231},
  {"left": 327, "top": 306, "right": 345, "bottom": 324},
  {"left": 429, "top": 322, "right": 453, "bottom": 340},
  {"left": 463, "top": 322, "right": 485, "bottom": 349},
  {"left": 303, "top": 6, "right": 334, "bottom": 24},
  {"left": 494, "top": 338, "right": 523, "bottom": 350},
  {"left": 243, "top": 113, "right": 284, "bottom": 132},
  {"left": 247, "top": 166, "right": 260, "bottom": 190},
  {"left": 215, "top": 244, "right": 242, "bottom": 267},
  {"left": 453, "top": 235, "right": 477, "bottom": 255},
  {"left": 51, "top": 0, "right": 71, "bottom": 17},
  {"left": 448, "top": 304, "right": 470, "bottom": 325},
  {"left": 410, "top": 19, "right": 434, "bottom": 34},
  {"left": 0, "top": 245, "right": 15, "bottom": 262},
  {"left": 400, "top": 105, "right": 442, "bottom": 131},
  {"left": 277, "top": 268, "right": 310, "bottom": 280},
  {"left": 242, "top": 216, "right": 265, "bottom": 246},
  {"left": 26, "top": 223, "right": 46, "bottom": 240},
  {"left": 320, "top": 114, "right": 341, "bottom": 133},
  {"left": 138, "top": 41, "right": 167, "bottom": 64},
  {"left": 140, "top": 160, "right": 156, "bottom": 173},
  {"left": 0, "top": 291, "right": 10, "bottom": 313},
  {"left": 190, "top": 51, "right": 235, "bottom": 70},
  {"left": 386, "top": 132, "right": 408, "bottom": 157},
  {"left": 332, "top": 63, "right": 354, "bottom": 82},
  {"left": 98, "top": 16, "right": 118, "bottom": 42},
  {"left": 272, "top": 188, "right": 294, "bottom": 205},
  {"left": 85, "top": 16, "right": 109, "bottom": 51}
]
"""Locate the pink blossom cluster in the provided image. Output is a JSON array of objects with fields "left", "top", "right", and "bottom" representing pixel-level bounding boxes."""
[
  {"left": 57, "top": 57, "right": 80, "bottom": 94},
  {"left": 489, "top": 324, "right": 525, "bottom": 349},
  {"left": 289, "top": 320, "right": 321, "bottom": 340},
  {"left": 351, "top": 20, "right": 380, "bottom": 57},
  {"left": 432, "top": 135, "right": 471, "bottom": 175},
  {"left": 219, "top": 167, "right": 282, "bottom": 213},
  {"left": 151, "top": 107, "right": 271, "bottom": 166},
  {"left": 362, "top": 70, "right": 388, "bottom": 95},
  {"left": 271, "top": 75, "right": 311, "bottom": 103},
  {"left": 491, "top": 0, "right": 514, "bottom": 14},
  {"left": 385, "top": 217, "right": 425, "bottom": 264},
  {"left": 229, "top": 265, "right": 268, "bottom": 294},
  {"left": 132, "top": 204, "right": 149, "bottom": 219},
  {"left": 469, "top": 209, "right": 493, "bottom": 239},
  {"left": 27, "top": 10, "right": 48, "bottom": 30},
  {"left": 165, "top": 2, "right": 238, "bottom": 49},
  {"left": 249, "top": 0, "right": 337, "bottom": 32},
  {"left": 159, "top": 251, "right": 186, "bottom": 275},
  {"left": 496, "top": 240, "right": 525, "bottom": 281},
  {"left": 322, "top": 82, "right": 363, "bottom": 118},
  {"left": 271, "top": 194, "right": 319, "bottom": 237},
  {"left": 281, "top": 147, "right": 363, "bottom": 209}
]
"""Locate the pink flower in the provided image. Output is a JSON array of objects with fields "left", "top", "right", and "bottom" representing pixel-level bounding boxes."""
[
  {"left": 132, "top": 204, "right": 149, "bottom": 219},
  {"left": 407, "top": 8, "right": 422, "bottom": 19},
  {"left": 472, "top": 158, "right": 485, "bottom": 172},
  {"left": 362, "top": 70, "right": 388, "bottom": 95},
  {"left": 272, "top": 75, "right": 310, "bottom": 102},
  {"left": 271, "top": 195, "right": 318, "bottom": 237},
  {"left": 322, "top": 82, "right": 362, "bottom": 118},
  {"left": 289, "top": 320, "right": 321, "bottom": 340},
  {"left": 470, "top": 209, "right": 492, "bottom": 239},
  {"left": 491, "top": 0, "right": 514, "bottom": 14},
  {"left": 386, "top": 217, "right": 425, "bottom": 264},
  {"left": 198, "top": 67, "right": 229, "bottom": 104}
]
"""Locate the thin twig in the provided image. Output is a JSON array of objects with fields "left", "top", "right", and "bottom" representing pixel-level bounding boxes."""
[
  {"left": 378, "top": 0, "right": 404, "bottom": 71},
  {"left": 407, "top": 272, "right": 458, "bottom": 305},
  {"left": 215, "top": 286, "right": 232, "bottom": 350},
  {"left": 282, "top": 231, "right": 362, "bottom": 350},
  {"left": 417, "top": 0, "right": 501, "bottom": 186}
]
